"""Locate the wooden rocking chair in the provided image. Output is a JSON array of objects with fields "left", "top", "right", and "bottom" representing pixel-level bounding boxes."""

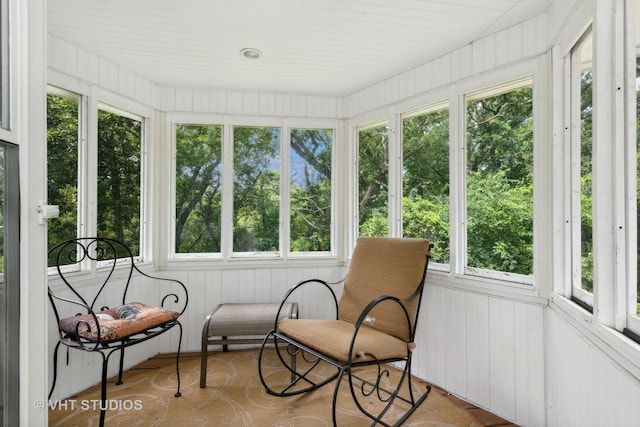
[{"left": 258, "top": 237, "right": 432, "bottom": 426}]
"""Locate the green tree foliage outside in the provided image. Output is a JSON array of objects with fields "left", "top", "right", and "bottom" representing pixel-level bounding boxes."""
[
  {"left": 175, "top": 124, "right": 222, "bottom": 253},
  {"left": 233, "top": 126, "right": 280, "bottom": 252},
  {"left": 358, "top": 87, "right": 535, "bottom": 275},
  {"left": 402, "top": 109, "right": 450, "bottom": 264},
  {"left": 580, "top": 69, "right": 594, "bottom": 292},
  {"left": 290, "top": 129, "right": 332, "bottom": 252},
  {"left": 97, "top": 109, "right": 142, "bottom": 257},
  {"left": 47, "top": 92, "right": 79, "bottom": 266},
  {"left": 358, "top": 123, "right": 389, "bottom": 237},
  {"left": 466, "top": 86, "right": 534, "bottom": 276},
  {"left": 47, "top": 97, "right": 141, "bottom": 261}
]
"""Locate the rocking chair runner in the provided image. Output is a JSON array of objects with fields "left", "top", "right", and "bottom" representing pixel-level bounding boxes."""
[
  {"left": 47, "top": 237, "right": 188, "bottom": 427},
  {"left": 258, "top": 237, "right": 432, "bottom": 427}
]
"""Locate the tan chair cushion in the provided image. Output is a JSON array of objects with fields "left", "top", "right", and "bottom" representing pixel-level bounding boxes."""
[
  {"left": 337, "top": 237, "right": 430, "bottom": 341},
  {"left": 277, "top": 318, "right": 409, "bottom": 363}
]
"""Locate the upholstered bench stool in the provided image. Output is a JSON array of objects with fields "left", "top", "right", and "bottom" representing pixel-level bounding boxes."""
[{"left": 200, "top": 302, "right": 298, "bottom": 388}]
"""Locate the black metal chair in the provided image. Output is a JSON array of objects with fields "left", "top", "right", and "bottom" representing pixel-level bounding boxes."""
[
  {"left": 258, "top": 237, "right": 432, "bottom": 426},
  {"left": 48, "top": 237, "right": 188, "bottom": 427}
]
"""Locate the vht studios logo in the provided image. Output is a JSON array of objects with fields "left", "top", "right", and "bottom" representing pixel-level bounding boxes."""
[{"left": 37, "top": 399, "right": 143, "bottom": 411}]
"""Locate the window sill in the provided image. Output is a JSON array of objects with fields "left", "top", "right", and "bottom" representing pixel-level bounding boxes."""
[
  {"left": 163, "top": 256, "right": 345, "bottom": 271},
  {"left": 426, "top": 269, "right": 548, "bottom": 305}
]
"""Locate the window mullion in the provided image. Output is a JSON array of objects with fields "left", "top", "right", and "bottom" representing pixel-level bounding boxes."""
[
  {"left": 388, "top": 111, "right": 401, "bottom": 237},
  {"left": 624, "top": 0, "right": 639, "bottom": 331},
  {"left": 611, "top": 0, "right": 633, "bottom": 331},
  {"left": 85, "top": 95, "right": 99, "bottom": 242},
  {"left": 593, "top": 0, "right": 617, "bottom": 327},
  {"left": 221, "top": 120, "right": 233, "bottom": 259},
  {"left": 451, "top": 89, "right": 466, "bottom": 277},
  {"left": 281, "top": 124, "right": 290, "bottom": 258}
]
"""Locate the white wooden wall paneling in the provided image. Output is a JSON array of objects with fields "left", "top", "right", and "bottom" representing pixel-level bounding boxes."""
[
  {"left": 445, "top": 286, "right": 468, "bottom": 395},
  {"left": 159, "top": 86, "right": 340, "bottom": 118},
  {"left": 419, "top": 283, "right": 545, "bottom": 426},
  {"left": 488, "top": 298, "right": 517, "bottom": 420},
  {"left": 343, "top": 15, "right": 548, "bottom": 119},
  {"left": 48, "top": 34, "right": 158, "bottom": 108},
  {"left": 465, "top": 292, "right": 492, "bottom": 408},
  {"left": 546, "top": 309, "right": 640, "bottom": 427},
  {"left": 177, "top": 269, "right": 206, "bottom": 353},
  {"left": 514, "top": 303, "right": 545, "bottom": 426}
]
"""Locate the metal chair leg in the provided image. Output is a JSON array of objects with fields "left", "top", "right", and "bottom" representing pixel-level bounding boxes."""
[
  {"left": 116, "top": 345, "right": 125, "bottom": 385},
  {"left": 200, "top": 335, "right": 208, "bottom": 388},
  {"left": 48, "top": 341, "right": 62, "bottom": 400},
  {"left": 99, "top": 353, "right": 109, "bottom": 427},
  {"left": 175, "top": 321, "right": 183, "bottom": 397}
]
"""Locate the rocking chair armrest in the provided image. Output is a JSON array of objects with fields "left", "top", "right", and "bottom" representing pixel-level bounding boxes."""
[{"left": 277, "top": 277, "right": 345, "bottom": 326}]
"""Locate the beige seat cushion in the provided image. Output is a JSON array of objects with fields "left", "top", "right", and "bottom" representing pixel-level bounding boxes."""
[{"left": 277, "top": 318, "right": 409, "bottom": 363}]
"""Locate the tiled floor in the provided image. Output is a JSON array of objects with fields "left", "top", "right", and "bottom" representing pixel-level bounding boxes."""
[{"left": 430, "top": 385, "right": 519, "bottom": 427}]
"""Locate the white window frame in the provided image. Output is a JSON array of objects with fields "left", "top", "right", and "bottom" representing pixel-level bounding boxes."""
[
  {"left": 45, "top": 81, "right": 152, "bottom": 270},
  {"left": 47, "top": 85, "right": 87, "bottom": 231},
  {"left": 167, "top": 114, "right": 338, "bottom": 262},
  {"left": 624, "top": 0, "right": 640, "bottom": 336},
  {"left": 285, "top": 119, "right": 337, "bottom": 259},
  {"left": 553, "top": 0, "right": 640, "bottom": 340},
  {"left": 354, "top": 117, "right": 391, "bottom": 239},
  {"left": 168, "top": 114, "right": 225, "bottom": 260},
  {"left": 230, "top": 119, "right": 284, "bottom": 259},
  {"left": 399, "top": 100, "right": 450, "bottom": 271},
  {"left": 455, "top": 73, "right": 536, "bottom": 286},
  {"left": 567, "top": 26, "right": 595, "bottom": 310},
  {"left": 94, "top": 99, "right": 149, "bottom": 262}
]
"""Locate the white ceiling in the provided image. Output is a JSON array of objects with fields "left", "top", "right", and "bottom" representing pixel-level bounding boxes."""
[{"left": 47, "top": 0, "right": 552, "bottom": 97}]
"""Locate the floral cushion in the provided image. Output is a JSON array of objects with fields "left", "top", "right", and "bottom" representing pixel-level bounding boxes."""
[{"left": 59, "top": 302, "right": 180, "bottom": 343}]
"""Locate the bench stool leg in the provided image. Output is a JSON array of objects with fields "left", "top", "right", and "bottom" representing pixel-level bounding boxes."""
[
  {"left": 200, "top": 344, "right": 207, "bottom": 388},
  {"left": 200, "top": 312, "right": 214, "bottom": 388}
]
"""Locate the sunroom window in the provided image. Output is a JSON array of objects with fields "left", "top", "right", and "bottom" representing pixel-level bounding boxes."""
[
  {"left": 289, "top": 128, "right": 333, "bottom": 253},
  {"left": 47, "top": 88, "right": 80, "bottom": 265},
  {"left": 626, "top": 9, "right": 640, "bottom": 337},
  {"left": 569, "top": 27, "right": 594, "bottom": 309},
  {"left": 97, "top": 105, "right": 143, "bottom": 257},
  {"left": 358, "top": 120, "right": 389, "bottom": 237},
  {"left": 631, "top": 53, "right": 640, "bottom": 333},
  {"left": 233, "top": 125, "right": 281, "bottom": 254},
  {"left": 631, "top": 2, "right": 640, "bottom": 320},
  {"left": 174, "top": 123, "right": 223, "bottom": 254},
  {"left": 464, "top": 79, "right": 534, "bottom": 282},
  {"left": 401, "top": 103, "right": 450, "bottom": 265}
]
